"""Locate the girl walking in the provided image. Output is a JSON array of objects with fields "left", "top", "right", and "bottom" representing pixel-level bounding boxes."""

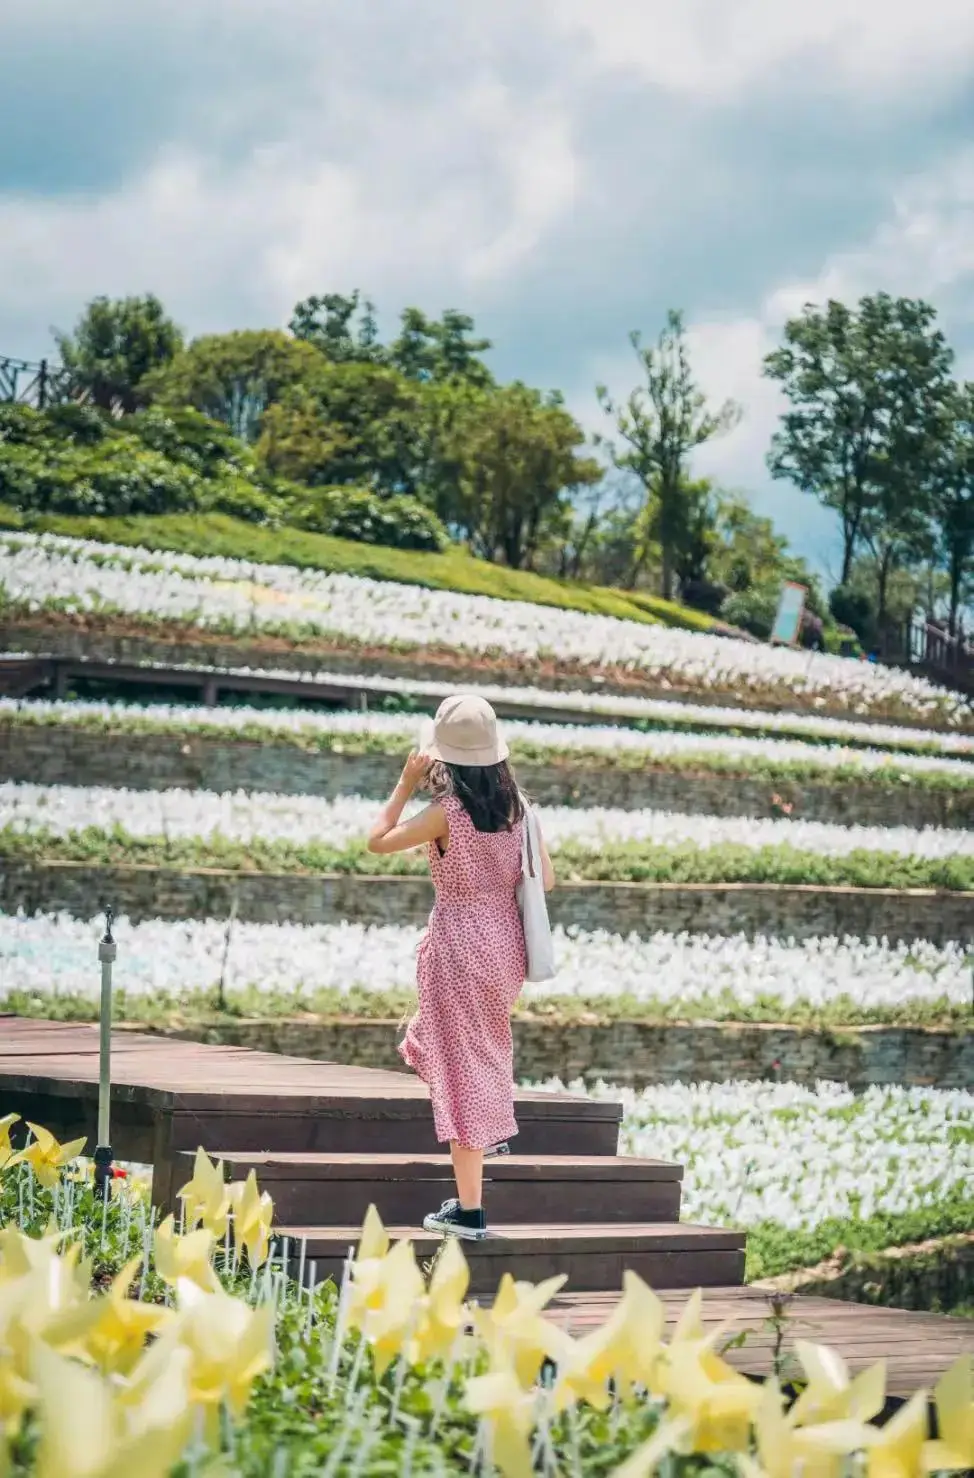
[{"left": 367, "top": 694, "right": 554, "bottom": 1240}]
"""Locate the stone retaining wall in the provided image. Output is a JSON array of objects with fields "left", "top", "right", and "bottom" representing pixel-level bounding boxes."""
[
  {"left": 4, "top": 723, "right": 970, "bottom": 829},
  {"left": 3, "top": 858, "right": 971, "bottom": 944},
  {"left": 147, "top": 1017, "right": 974, "bottom": 1090}
]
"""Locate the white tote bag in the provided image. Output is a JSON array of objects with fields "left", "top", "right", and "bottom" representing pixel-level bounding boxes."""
[{"left": 516, "top": 799, "right": 556, "bottom": 983}]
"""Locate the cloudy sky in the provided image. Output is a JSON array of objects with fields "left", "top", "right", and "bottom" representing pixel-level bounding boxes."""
[{"left": 3, "top": 1, "right": 974, "bottom": 578}]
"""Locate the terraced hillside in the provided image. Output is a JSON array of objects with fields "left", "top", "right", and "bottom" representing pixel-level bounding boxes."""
[{"left": 2, "top": 525, "right": 972, "bottom": 1295}]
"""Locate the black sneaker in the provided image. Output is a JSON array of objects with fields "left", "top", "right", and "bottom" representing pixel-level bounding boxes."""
[
  {"left": 485, "top": 1142, "right": 510, "bottom": 1158},
  {"left": 423, "top": 1198, "right": 488, "bottom": 1241}
]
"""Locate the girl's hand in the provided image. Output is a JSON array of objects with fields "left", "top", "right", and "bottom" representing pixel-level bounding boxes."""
[{"left": 399, "top": 750, "right": 431, "bottom": 794}]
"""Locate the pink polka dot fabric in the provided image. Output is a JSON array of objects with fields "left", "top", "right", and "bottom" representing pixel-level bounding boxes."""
[{"left": 399, "top": 794, "right": 527, "bottom": 1150}]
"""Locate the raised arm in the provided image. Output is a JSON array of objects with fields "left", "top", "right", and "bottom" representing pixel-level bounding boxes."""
[{"left": 367, "top": 752, "right": 449, "bottom": 855}]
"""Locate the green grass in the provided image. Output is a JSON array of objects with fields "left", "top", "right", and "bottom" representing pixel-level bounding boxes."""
[
  {"left": 4, "top": 987, "right": 969, "bottom": 1033},
  {"left": 4, "top": 826, "right": 973, "bottom": 892},
  {"left": 0, "top": 504, "right": 719, "bottom": 632},
  {"left": 745, "top": 1196, "right": 974, "bottom": 1281}
]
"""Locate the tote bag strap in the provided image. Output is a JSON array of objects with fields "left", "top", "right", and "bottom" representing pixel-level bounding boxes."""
[{"left": 519, "top": 792, "right": 537, "bottom": 880}]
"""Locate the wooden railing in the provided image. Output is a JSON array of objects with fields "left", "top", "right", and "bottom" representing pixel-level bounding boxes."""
[
  {"left": 0, "top": 354, "right": 79, "bottom": 409},
  {"left": 880, "top": 617, "right": 974, "bottom": 698}
]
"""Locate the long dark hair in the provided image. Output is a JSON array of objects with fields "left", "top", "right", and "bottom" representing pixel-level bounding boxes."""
[{"left": 428, "top": 759, "right": 524, "bottom": 834}]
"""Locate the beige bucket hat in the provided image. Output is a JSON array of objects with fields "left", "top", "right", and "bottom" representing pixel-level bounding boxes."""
[{"left": 420, "top": 694, "right": 509, "bottom": 768}]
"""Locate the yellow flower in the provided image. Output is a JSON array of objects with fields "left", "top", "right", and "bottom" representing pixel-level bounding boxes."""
[
  {"left": 153, "top": 1216, "right": 219, "bottom": 1292},
  {"left": 922, "top": 1354, "right": 973, "bottom": 1474},
  {"left": 227, "top": 1170, "right": 274, "bottom": 1270},
  {"left": 30, "top": 1341, "right": 189, "bottom": 1478},
  {"left": 0, "top": 1114, "right": 19, "bottom": 1176},
  {"left": 862, "top": 1389, "right": 929, "bottom": 1478},
  {"left": 173, "top": 1276, "right": 275, "bottom": 1437},
  {"left": 413, "top": 1235, "right": 470, "bottom": 1366},
  {"left": 790, "top": 1340, "right": 887, "bottom": 1426},
  {"left": 474, "top": 1272, "right": 567, "bottom": 1389},
  {"left": 553, "top": 1271, "right": 666, "bottom": 1410},
  {"left": 752, "top": 1377, "right": 875, "bottom": 1478},
  {"left": 52, "top": 1256, "right": 172, "bottom": 1376},
  {"left": 465, "top": 1359, "right": 537, "bottom": 1478},
  {"left": 177, "top": 1147, "right": 229, "bottom": 1240},
  {"left": 6, "top": 1124, "right": 87, "bottom": 1190},
  {"left": 361, "top": 1239, "right": 427, "bottom": 1378},
  {"left": 657, "top": 1335, "right": 764, "bottom": 1454}
]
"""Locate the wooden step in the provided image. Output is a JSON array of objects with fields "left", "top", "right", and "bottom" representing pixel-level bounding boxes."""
[
  {"left": 278, "top": 1222, "right": 746, "bottom": 1295},
  {"left": 203, "top": 1151, "right": 684, "bottom": 1227}
]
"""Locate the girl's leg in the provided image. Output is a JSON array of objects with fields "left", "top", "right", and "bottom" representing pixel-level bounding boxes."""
[{"left": 450, "top": 1142, "right": 484, "bottom": 1210}]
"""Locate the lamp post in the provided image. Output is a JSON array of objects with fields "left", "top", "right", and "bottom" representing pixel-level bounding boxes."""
[{"left": 94, "top": 906, "right": 116, "bottom": 1198}]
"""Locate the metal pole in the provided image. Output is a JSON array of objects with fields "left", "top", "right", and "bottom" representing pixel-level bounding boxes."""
[{"left": 94, "top": 905, "right": 116, "bottom": 1197}]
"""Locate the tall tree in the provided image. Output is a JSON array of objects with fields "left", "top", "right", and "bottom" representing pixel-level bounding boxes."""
[
  {"left": 596, "top": 311, "right": 740, "bottom": 598},
  {"left": 764, "top": 294, "right": 954, "bottom": 589},
  {"left": 932, "top": 383, "right": 974, "bottom": 634},
  {"left": 257, "top": 360, "right": 429, "bottom": 494},
  {"left": 55, "top": 294, "right": 183, "bottom": 413},
  {"left": 388, "top": 307, "right": 493, "bottom": 386},
  {"left": 289, "top": 291, "right": 384, "bottom": 363},
  {"left": 143, "top": 330, "right": 322, "bottom": 441},
  {"left": 437, "top": 383, "right": 601, "bottom": 569}
]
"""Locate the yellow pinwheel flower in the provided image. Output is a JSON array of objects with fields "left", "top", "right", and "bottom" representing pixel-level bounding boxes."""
[
  {"left": 52, "top": 1255, "right": 172, "bottom": 1376},
  {"left": 413, "top": 1235, "right": 470, "bottom": 1366},
  {"left": 6, "top": 1123, "right": 87, "bottom": 1190},
  {"left": 465, "top": 1358, "right": 537, "bottom": 1478},
  {"left": 227, "top": 1170, "right": 274, "bottom": 1270},
  {"left": 790, "top": 1340, "right": 887, "bottom": 1427},
  {"left": 31, "top": 1340, "right": 190, "bottom": 1478},
  {"left": 153, "top": 1215, "right": 219, "bottom": 1292},
  {"left": 361, "top": 1238, "right": 427, "bottom": 1378},
  {"left": 922, "top": 1354, "right": 973, "bottom": 1474},
  {"left": 553, "top": 1270, "right": 666, "bottom": 1410},
  {"left": 0, "top": 1114, "right": 20, "bottom": 1176},
  {"left": 657, "top": 1335, "right": 764, "bottom": 1454},
  {"left": 752, "top": 1376, "right": 875, "bottom": 1478},
  {"left": 177, "top": 1147, "right": 230, "bottom": 1240},
  {"left": 474, "top": 1272, "right": 567, "bottom": 1389},
  {"left": 173, "top": 1276, "right": 275, "bottom": 1437},
  {"left": 862, "top": 1388, "right": 929, "bottom": 1478}
]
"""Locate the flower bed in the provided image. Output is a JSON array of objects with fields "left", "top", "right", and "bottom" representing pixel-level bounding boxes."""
[
  {"left": 4, "top": 780, "right": 973, "bottom": 870},
  {"left": 1, "top": 530, "right": 966, "bottom": 723},
  {"left": 1, "top": 1120, "right": 973, "bottom": 1476},
  {"left": 555, "top": 1079, "right": 974, "bottom": 1273},
  {"left": 5, "top": 659, "right": 972, "bottom": 757},
  {"left": 2, "top": 911, "right": 968, "bottom": 1026},
  {"left": 4, "top": 696, "right": 971, "bottom": 788}
]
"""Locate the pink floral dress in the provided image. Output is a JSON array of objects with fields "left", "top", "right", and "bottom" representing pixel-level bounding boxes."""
[{"left": 399, "top": 794, "right": 527, "bottom": 1149}]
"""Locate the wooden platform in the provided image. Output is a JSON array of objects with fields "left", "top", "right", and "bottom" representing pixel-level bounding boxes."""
[
  {"left": 1, "top": 1017, "right": 970, "bottom": 1377},
  {"left": 552, "top": 1288, "right": 974, "bottom": 1401},
  {"left": 0, "top": 1015, "right": 743, "bottom": 1290}
]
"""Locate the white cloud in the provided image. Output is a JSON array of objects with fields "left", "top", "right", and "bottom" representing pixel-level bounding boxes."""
[
  {"left": 0, "top": 80, "right": 577, "bottom": 351},
  {"left": 547, "top": 0, "right": 974, "bottom": 99}
]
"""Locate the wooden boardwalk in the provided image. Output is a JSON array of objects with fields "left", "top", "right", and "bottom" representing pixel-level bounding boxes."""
[
  {"left": 552, "top": 1288, "right": 974, "bottom": 1402},
  {"left": 1, "top": 1017, "right": 972, "bottom": 1381}
]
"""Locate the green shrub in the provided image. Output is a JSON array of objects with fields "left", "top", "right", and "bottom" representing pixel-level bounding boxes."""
[
  {"left": 127, "top": 405, "right": 259, "bottom": 480},
  {"left": 292, "top": 485, "right": 449, "bottom": 552},
  {"left": 720, "top": 585, "right": 779, "bottom": 639}
]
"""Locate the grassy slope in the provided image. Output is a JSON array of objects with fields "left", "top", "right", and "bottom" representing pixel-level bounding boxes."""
[{"left": 0, "top": 505, "right": 718, "bottom": 632}]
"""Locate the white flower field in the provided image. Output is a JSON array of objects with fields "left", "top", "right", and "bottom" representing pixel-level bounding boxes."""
[
  {"left": 1, "top": 911, "right": 967, "bottom": 1013},
  {"left": 550, "top": 1079, "right": 974, "bottom": 1233},
  {"left": 3, "top": 778, "right": 972, "bottom": 861},
  {"left": 0, "top": 530, "right": 966, "bottom": 719},
  {"left": 3, "top": 695, "right": 970, "bottom": 779}
]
